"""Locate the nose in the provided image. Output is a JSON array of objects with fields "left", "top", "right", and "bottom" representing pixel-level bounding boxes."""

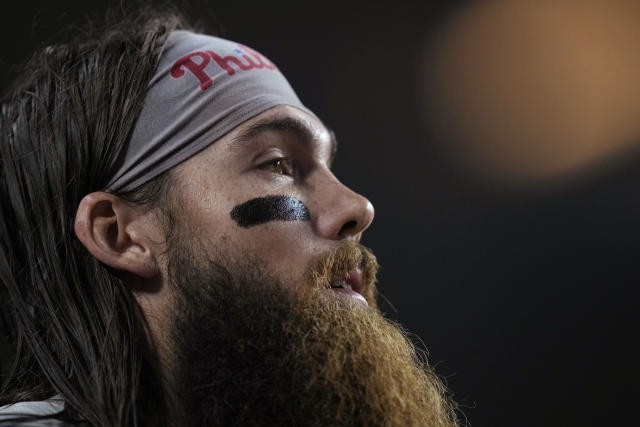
[{"left": 311, "top": 173, "right": 375, "bottom": 241}]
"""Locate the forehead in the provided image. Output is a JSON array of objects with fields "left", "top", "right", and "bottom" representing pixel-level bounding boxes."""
[
  {"left": 226, "top": 105, "right": 336, "bottom": 156},
  {"left": 170, "top": 105, "right": 336, "bottom": 184},
  {"left": 190, "top": 105, "right": 336, "bottom": 163}
]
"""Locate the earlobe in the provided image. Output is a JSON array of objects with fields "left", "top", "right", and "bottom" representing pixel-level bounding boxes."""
[{"left": 74, "top": 192, "right": 160, "bottom": 278}]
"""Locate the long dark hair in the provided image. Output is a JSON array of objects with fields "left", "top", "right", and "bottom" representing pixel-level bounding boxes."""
[{"left": 0, "top": 6, "right": 193, "bottom": 426}]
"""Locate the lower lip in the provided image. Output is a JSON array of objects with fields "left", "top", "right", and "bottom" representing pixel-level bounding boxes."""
[{"left": 330, "top": 288, "right": 369, "bottom": 307}]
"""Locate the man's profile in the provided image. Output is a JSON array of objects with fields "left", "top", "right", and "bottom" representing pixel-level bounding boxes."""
[{"left": 0, "top": 6, "right": 459, "bottom": 426}]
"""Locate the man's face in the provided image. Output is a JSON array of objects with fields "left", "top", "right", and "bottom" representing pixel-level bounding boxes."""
[
  {"left": 146, "top": 104, "right": 456, "bottom": 426},
  {"left": 162, "top": 104, "right": 375, "bottom": 302}
]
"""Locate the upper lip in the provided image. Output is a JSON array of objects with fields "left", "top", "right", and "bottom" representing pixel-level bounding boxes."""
[{"left": 330, "top": 267, "right": 364, "bottom": 295}]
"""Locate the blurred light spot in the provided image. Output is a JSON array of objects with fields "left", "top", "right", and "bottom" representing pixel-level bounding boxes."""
[{"left": 418, "top": 0, "right": 640, "bottom": 186}]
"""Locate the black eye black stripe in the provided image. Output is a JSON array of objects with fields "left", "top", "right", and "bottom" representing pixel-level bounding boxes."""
[{"left": 230, "top": 195, "right": 310, "bottom": 228}]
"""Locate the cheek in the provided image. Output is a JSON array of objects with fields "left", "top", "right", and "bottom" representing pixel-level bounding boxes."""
[
  {"left": 229, "top": 222, "right": 320, "bottom": 282},
  {"left": 182, "top": 185, "right": 322, "bottom": 282},
  {"left": 175, "top": 190, "right": 231, "bottom": 241},
  {"left": 226, "top": 195, "right": 315, "bottom": 270}
]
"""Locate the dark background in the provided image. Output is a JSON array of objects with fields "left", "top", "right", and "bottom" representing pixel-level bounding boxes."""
[{"left": 1, "top": 1, "right": 638, "bottom": 425}]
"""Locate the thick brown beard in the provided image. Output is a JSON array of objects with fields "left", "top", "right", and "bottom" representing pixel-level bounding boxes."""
[{"left": 166, "top": 239, "right": 459, "bottom": 426}]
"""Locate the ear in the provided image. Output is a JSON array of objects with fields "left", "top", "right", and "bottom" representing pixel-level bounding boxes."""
[{"left": 74, "top": 192, "right": 160, "bottom": 278}]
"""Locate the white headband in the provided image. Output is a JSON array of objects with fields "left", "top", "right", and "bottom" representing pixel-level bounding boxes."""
[{"left": 105, "top": 30, "right": 312, "bottom": 192}]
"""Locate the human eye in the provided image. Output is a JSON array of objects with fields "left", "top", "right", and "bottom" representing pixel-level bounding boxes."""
[{"left": 262, "top": 157, "right": 294, "bottom": 176}]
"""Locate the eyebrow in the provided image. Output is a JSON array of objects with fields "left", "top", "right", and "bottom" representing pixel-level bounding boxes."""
[{"left": 228, "top": 116, "right": 338, "bottom": 167}]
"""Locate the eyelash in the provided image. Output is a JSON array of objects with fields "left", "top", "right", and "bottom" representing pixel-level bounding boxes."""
[{"left": 261, "top": 157, "right": 295, "bottom": 177}]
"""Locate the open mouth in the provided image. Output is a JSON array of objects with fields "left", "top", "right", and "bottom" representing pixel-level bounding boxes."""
[
  {"left": 330, "top": 280, "right": 352, "bottom": 290},
  {"left": 328, "top": 268, "right": 368, "bottom": 306}
]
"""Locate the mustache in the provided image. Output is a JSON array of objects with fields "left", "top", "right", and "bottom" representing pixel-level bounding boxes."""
[{"left": 304, "top": 241, "right": 379, "bottom": 306}]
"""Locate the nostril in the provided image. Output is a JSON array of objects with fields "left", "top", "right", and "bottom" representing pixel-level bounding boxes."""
[{"left": 338, "top": 220, "right": 358, "bottom": 237}]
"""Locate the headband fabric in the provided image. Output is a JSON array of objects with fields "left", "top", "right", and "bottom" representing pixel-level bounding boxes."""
[{"left": 105, "top": 30, "right": 312, "bottom": 192}]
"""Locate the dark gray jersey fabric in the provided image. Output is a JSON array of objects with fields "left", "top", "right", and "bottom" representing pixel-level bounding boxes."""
[{"left": 0, "top": 396, "right": 76, "bottom": 426}]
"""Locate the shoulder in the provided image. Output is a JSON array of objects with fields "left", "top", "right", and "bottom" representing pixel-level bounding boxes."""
[{"left": 0, "top": 396, "right": 76, "bottom": 426}]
